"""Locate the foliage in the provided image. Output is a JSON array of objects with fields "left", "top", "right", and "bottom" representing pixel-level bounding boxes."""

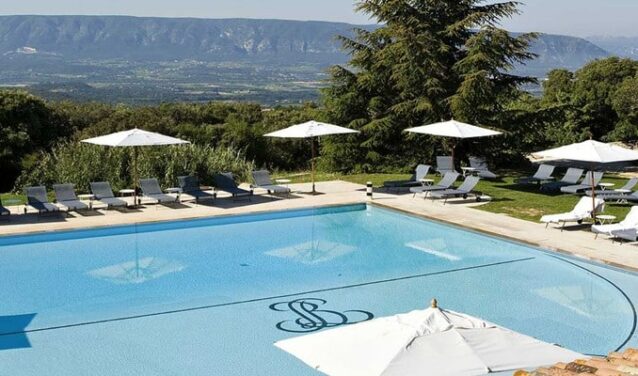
[
  {"left": 0, "top": 90, "right": 73, "bottom": 191},
  {"left": 14, "top": 143, "right": 254, "bottom": 193},
  {"left": 320, "top": 0, "right": 537, "bottom": 172}
]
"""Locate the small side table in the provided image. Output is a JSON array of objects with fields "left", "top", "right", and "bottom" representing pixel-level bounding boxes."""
[
  {"left": 598, "top": 183, "right": 615, "bottom": 191},
  {"left": 596, "top": 215, "right": 616, "bottom": 225},
  {"left": 461, "top": 167, "right": 478, "bottom": 177},
  {"left": 119, "top": 189, "right": 135, "bottom": 197},
  {"left": 276, "top": 179, "right": 291, "bottom": 187},
  {"left": 78, "top": 194, "right": 95, "bottom": 209},
  {"left": 419, "top": 178, "right": 434, "bottom": 186},
  {"left": 165, "top": 187, "right": 182, "bottom": 202}
]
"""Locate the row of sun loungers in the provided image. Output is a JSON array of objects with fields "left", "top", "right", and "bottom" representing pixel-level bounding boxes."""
[
  {"left": 2, "top": 171, "right": 290, "bottom": 218},
  {"left": 383, "top": 156, "right": 498, "bottom": 191}
]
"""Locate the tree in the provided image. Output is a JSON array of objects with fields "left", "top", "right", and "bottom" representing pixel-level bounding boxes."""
[
  {"left": 0, "top": 90, "right": 72, "bottom": 191},
  {"left": 609, "top": 75, "right": 638, "bottom": 142},
  {"left": 321, "top": 0, "right": 537, "bottom": 172}
]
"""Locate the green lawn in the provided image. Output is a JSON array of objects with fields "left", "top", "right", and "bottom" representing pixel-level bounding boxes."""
[{"left": 274, "top": 171, "right": 633, "bottom": 222}]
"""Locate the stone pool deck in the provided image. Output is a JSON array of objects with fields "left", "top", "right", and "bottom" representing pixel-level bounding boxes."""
[{"left": 1, "top": 180, "right": 637, "bottom": 271}]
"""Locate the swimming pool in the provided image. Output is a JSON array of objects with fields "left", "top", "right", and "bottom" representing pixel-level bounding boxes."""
[{"left": 0, "top": 204, "right": 636, "bottom": 375}]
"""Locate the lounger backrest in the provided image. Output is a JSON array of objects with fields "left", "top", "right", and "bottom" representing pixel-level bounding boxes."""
[
  {"left": 573, "top": 196, "right": 604, "bottom": 216},
  {"left": 561, "top": 168, "right": 584, "bottom": 184},
  {"left": 579, "top": 171, "right": 603, "bottom": 186},
  {"left": 53, "top": 184, "right": 78, "bottom": 202},
  {"left": 438, "top": 172, "right": 460, "bottom": 188},
  {"left": 533, "top": 164, "right": 555, "bottom": 179},
  {"left": 415, "top": 165, "right": 431, "bottom": 181},
  {"left": 457, "top": 176, "right": 480, "bottom": 193},
  {"left": 25, "top": 186, "right": 49, "bottom": 205},
  {"left": 90, "top": 182, "right": 115, "bottom": 199},
  {"left": 178, "top": 176, "right": 200, "bottom": 193},
  {"left": 252, "top": 170, "right": 273, "bottom": 186},
  {"left": 621, "top": 206, "right": 638, "bottom": 226},
  {"left": 469, "top": 157, "right": 489, "bottom": 171},
  {"left": 139, "top": 178, "right": 163, "bottom": 195},
  {"left": 436, "top": 156, "right": 454, "bottom": 170},
  {"left": 621, "top": 177, "right": 638, "bottom": 191},
  {"left": 215, "top": 173, "right": 238, "bottom": 190}
]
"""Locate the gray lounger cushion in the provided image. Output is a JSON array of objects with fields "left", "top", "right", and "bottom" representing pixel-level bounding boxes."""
[
  {"left": 90, "top": 182, "right": 128, "bottom": 208},
  {"left": 140, "top": 178, "right": 178, "bottom": 203},
  {"left": 53, "top": 184, "right": 89, "bottom": 211},
  {"left": 26, "top": 186, "right": 59, "bottom": 213},
  {"left": 252, "top": 170, "right": 291, "bottom": 194}
]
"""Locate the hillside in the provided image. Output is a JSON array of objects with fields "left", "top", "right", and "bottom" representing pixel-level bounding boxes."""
[
  {"left": 587, "top": 36, "right": 638, "bottom": 59},
  {"left": 0, "top": 15, "right": 614, "bottom": 104}
]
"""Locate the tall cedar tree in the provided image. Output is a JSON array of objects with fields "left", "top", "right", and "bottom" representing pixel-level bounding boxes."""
[{"left": 321, "top": 0, "right": 537, "bottom": 172}]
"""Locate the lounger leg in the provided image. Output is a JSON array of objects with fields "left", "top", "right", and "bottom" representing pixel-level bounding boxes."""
[
  {"left": 545, "top": 222, "right": 549, "bottom": 229},
  {"left": 560, "top": 221, "right": 565, "bottom": 232}
]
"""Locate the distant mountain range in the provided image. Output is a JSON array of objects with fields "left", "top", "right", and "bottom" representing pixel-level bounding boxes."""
[
  {"left": 0, "top": 15, "right": 623, "bottom": 104},
  {"left": 587, "top": 36, "right": 638, "bottom": 59}
]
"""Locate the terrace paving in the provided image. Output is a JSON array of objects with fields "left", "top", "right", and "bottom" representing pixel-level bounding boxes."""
[{"left": 1, "top": 180, "right": 637, "bottom": 271}]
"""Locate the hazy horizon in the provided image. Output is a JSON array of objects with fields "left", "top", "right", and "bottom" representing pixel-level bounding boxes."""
[{"left": 0, "top": 0, "right": 637, "bottom": 38}]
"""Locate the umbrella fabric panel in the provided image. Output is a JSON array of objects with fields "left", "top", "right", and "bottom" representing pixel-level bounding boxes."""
[
  {"left": 532, "top": 140, "right": 638, "bottom": 164},
  {"left": 264, "top": 121, "right": 359, "bottom": 139},
  {"left": 82, "top": 128, "right": 190, "bottom": 147},
  {"left": 405, "top": 120, "right": 502, "bottom": 139}
]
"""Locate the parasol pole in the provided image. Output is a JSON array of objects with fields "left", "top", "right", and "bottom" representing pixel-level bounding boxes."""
[
  {"left": 311, "top": 138, "right": 316, "bottom": 194},
  {"left": 133, "top": 146, "right": 139, "bottom": 207}
]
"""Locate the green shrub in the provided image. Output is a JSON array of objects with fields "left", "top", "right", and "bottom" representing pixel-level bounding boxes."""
[{"left": 14, "top": 142, "right": 254, "bottom": 193}]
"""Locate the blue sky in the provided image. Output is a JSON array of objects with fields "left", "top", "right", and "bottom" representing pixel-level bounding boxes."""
[{"left": 1, "top": 0, "right": 637, "bottom": 37}]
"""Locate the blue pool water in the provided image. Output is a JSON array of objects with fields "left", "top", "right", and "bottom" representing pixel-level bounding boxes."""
[{"left": 0, "top": 204, "right": 636, "bottom": 375}]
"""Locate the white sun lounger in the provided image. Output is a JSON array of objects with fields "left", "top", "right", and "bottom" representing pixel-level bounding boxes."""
[
  {"left": 560, "top": 171, "right": 604, "bottom": 194},
  {"left": 251, "top": 170, "right": 291, "bottom": 196},
  {"left": 435, "top": 156, "right": 457, "bottom": 176},
  {"left": 90, "top": 182, "right": 128, "bottom": 208},
  {"left": 140, "top": 178, "right": 179, "bottom": 204},
  {"left": 541, "top": 197, "right": 605, "bottom": 230},
  {"left": 585, "top": 177, "right": 638, "bottom": 197},
  {"left": 591, "top": 206, "right": 638, "bottom": 242},
  {"left": 518, "top": 164, "right": 555, "bottom": 184},
  {"left": 430, "top": 175, "right": 481, "bottom": 204},
  {"left": 53, "top": 184, "right": 90, "bottom": 212},
  {"left": 410, "top": 172, "right": 460, "bottom": 198},
  {"left": 469, "top": 157, "right": 498, "bottom": 179}
]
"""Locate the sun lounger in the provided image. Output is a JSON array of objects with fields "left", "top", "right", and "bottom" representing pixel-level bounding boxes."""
[
  {"left": 591, "top": 206, "right": 638, "bottom": 242},
  {"left": 53, "top": 184, "right": 90, "bottom": 212},
  {"left": 585, "top": 177, "right": 638, "bottom": 197},
  {"left": 595, "top": 190, "right": 638, "bottom": 203},
  {"left": 540, "top": 168, "right": 584, "bottom": 192},
  {"left": 383, "top": 164, "right": 431, "bottom": 191},
  {"left": 90, "top": 182, "right": 128, "bottom": 208},
  {"left": 251, "top": 170, "right": 291, "bottom": 196},
  {"left": 540, "top": 196, "right": 605, "bottom": 230},
  {"left": 410, "top": 172, "right": 460, "bottom": 198},
  {"left": 430, "top": 175, "right": 481, "bottom": 204},
  {"left": 178, "top": 176, "right": 217, "bottom": 203},
  {"left": 139, "top": 178, "right": 179, "bottom": 204},
  {"left": 560, "top": 171, "right": 604, "bottom": 194},
  {"left": 25, "top": 186, "right": 60, "bottom": 214},
  {"left": 0, "top": 197, "right": 10, "bottom": 220},
  {"left": 214, "top": 173, "right": 253, "bottom": 200},
  {"left": 435, "top": 156, "right": 457, "bottom": 176},
  {"left": 517, "top": 164, "right": 556, "bottom": 185},
  {"left": 469, "top": 157, "right": 498, "bottom": 179}
]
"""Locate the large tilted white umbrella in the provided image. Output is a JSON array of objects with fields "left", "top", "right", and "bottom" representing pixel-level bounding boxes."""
[
  {"left": 264, "top": 120, "right": 359, "bottom": 194},
  {"left": 82, "top": 128, "right": 190, "bottom": 205},
  {"left": 532, "top": 140, "right": 638, "bottom": 218},
  {"left": 405, "top": 120, "right": 502, "bottom": 166},
  {"left": 275, "top": 300, "right": 583, "bottom": 376}
]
